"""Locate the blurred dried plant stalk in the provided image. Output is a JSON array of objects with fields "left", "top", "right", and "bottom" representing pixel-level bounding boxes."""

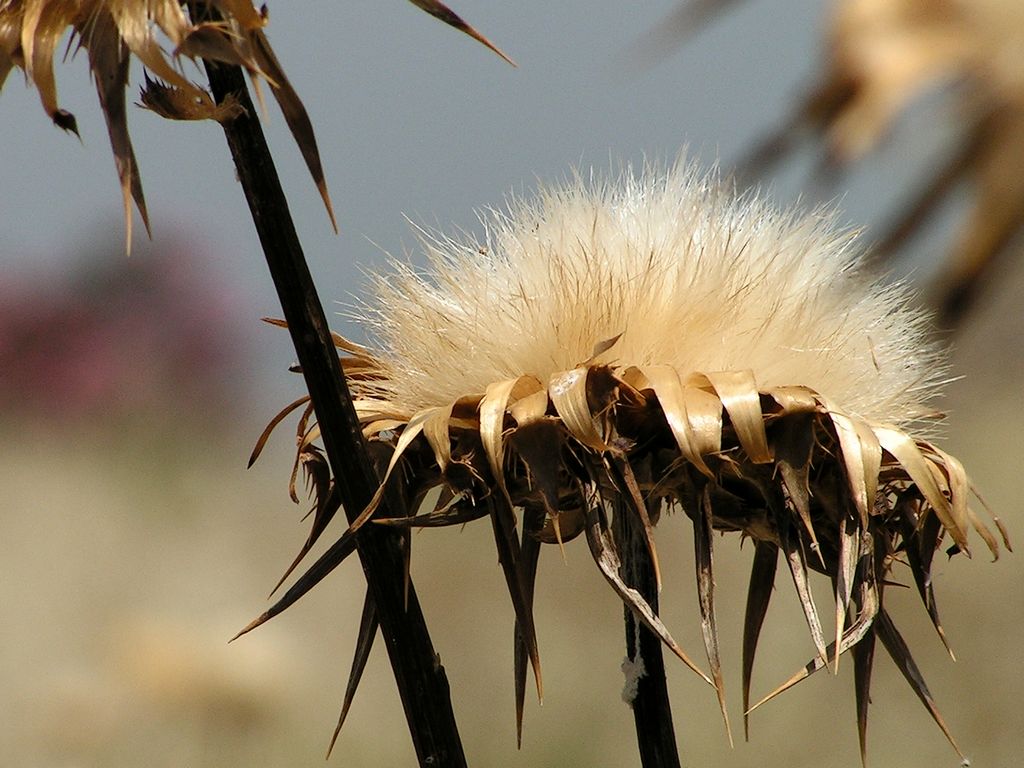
[
  {"left": 790, "top": 0, "right": 1024, "bottom": 324},
  {"left": 246, "top": 164, "right": 1009, "bottom": 762},
  {"left": 652, "top": 0, "right": 1024, "bottom": 324},
  {"left": 0, "top": 0, "right": 510, "bottom": 248}
]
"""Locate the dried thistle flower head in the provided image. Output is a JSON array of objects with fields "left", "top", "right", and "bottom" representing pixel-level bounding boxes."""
[
  {"left": 360, "top": 166, "right": 940, "bottom": 427},
  {"left": 0, "top": 0, "right": 512, "bottom": 250},
  {"left": 248, "top": 163, "right": 1008, "bottom": 762}
]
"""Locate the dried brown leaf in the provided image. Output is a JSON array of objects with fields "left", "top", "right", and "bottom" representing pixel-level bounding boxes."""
[
  {"left": 874, "top": 425, "right": 971, "bottom": 555},
  {"left": 748, "top": 534, "right": 880, "bottom": 713},
  {"left": 898, "top": 499, "right": 954, "bottom": 659},
  {"left": 741, "top": 541, "right": 777, "bottom": 740},
  {"left": 780, "top": 522, "right": 828, "bottom": 665},
  {"left": 248, "top": 29, "right": 337, "bottom": 232},
  {"left": 230, "top": 523, "right": 359, "bottom": 641},
  {"left": 584, "top": 502, "right": 713, "bottom": 687},
  {"left": 263, "top": 323, "right": 1004, "bottom": 758},
  {"left": 327, "top": 589, "right": 378, "bottom": 758},
  {"left": 176, "top": 22, "right": 263, "bottom": 73},
  {"left": 641, "top": 365, "right": 714, "bottom": 477},
  {"left": 80, "top": 10, "right": 150, "bottom": 248},
  {"left": 269, "top": 478, "right": 341, "bottom": 599},
  {"left": 514, "top": 507, "right": 545, "bottom": 747},
  {"left": 0, "top": 0, "right": 334, "bottom": 244},
  {"left": 680, "top": 373, "right": 725, "bottom": 459},
  {"left": 480, "top": 376, "right": 536, "bottom": 500},
  {"left": 489, "top": 497, "right": 543, "bottom": 704},
  {"left": 248, "top": 394, "right": 311, "bottom": 468},
  {"left": 374, "top": 493, "right": 488, "bottom": 528},
  {"left": 608, "top": 456, "right": 661, "bottom": 592},
  {"left": 21, "top": 0, "right": 81, "bottom": 132},
  {"left": 833, "top": 512, "right": 859, "bottom": 672},
  {"left": 139, "top": 74, "right": 245, "bottom": 122},
  {"left": 693, "top": 485, "right": 733, "bottom": 744},
  {"left": 875, "top": 608, "right": 965, "bottom": 760},
  {"left": 825, "top": 398, "right": 881, "bottom": 528},
  {"left": 773, "top": 412, "right": 821, "bottom": 566},
  {"left": 407, "top": 0, "right": 516, "bottom": 66},
  {"left": 851, "top": 620, "right": 876, "bottom": 767}
]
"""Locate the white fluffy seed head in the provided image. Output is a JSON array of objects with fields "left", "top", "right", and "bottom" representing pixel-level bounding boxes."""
[{"left": 354, "top": 163, "right": 945, "bottom": 427}]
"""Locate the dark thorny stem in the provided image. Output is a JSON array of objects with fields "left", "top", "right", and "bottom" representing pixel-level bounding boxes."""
[
  {"left": 615, "top": 498, "right": 682, "bottom": 768},
  {"left": 194, "top": 30, "right": 467, "bottom": 768}
]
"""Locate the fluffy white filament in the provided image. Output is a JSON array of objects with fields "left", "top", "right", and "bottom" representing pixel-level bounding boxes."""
[{"left": 355, "top": 164, "right": 944, "bottom": 427}]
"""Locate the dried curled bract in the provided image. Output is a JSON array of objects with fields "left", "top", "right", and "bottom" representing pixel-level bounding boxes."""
[{"left": 249, "top": 164, "right": 1009, "bottom": 761}]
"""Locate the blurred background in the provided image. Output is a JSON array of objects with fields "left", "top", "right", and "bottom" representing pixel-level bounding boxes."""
[{"left": 1, "top": 1, "right": 1021, "bottom": 766}]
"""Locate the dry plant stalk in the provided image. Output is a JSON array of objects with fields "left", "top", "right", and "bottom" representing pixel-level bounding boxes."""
[
  {"left": 249, "top": 164, "right": 1009, "bottom": 763},
  {"left": 796, "top": 0, "right": 1024, "bottom": 323},
  {"left": 652, "top": 0, "right": 1024, "bottom": 323},
  {"left": 2, "top": 0, "right": 514, "bottom": 761}
]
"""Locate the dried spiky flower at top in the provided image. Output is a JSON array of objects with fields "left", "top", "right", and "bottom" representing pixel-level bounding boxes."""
[
  {"left": 0, "top": 0, "right": 335, "bottom": 245},
  {"left": 247, "top": 164, "right": 1008, "bottom": 762},
  {"left": 0, "top": 0, "right": 511, "bottom": 248}
]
